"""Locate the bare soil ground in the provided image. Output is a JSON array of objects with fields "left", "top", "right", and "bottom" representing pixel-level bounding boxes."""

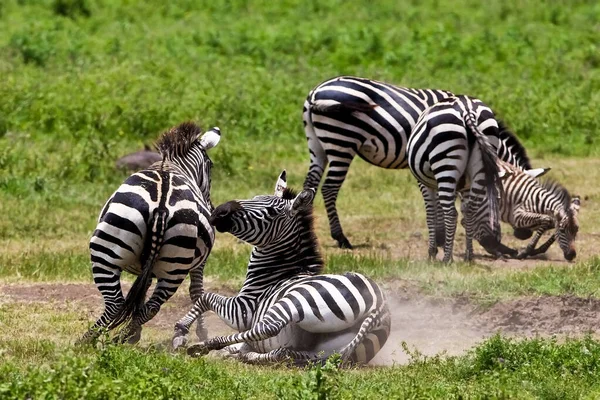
[{"left": 2, "top": 281, "right": 599, "bottom": 366}]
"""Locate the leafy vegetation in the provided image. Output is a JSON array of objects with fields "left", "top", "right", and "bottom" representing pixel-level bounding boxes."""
[{"left": 2, "top": 335, "right": 600, "bottom": 399}]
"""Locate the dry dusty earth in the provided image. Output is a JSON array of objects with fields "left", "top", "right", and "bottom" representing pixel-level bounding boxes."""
[{"left": 2, "top": 280, "right": 599, "bottom": 366}]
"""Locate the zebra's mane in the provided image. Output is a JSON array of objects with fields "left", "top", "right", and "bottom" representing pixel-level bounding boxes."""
[
  {"left": 282, "top": 187, "right": 323, "bottom": 276},
  {"left": 282, "top": 187, "right": 297, "bottom": 200},
  {"left": 498, "top": 120, "right": 532, "bottom": 170},
  {"left": 156, "top": 121, "right": 203, "bottom": 160},
  {"left": 540, "top": 178, "right": 573, "bottom": 216}
]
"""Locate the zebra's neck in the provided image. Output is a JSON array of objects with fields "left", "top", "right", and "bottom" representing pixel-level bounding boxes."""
[
  {"left": 164, "top": 146, "right": 210, "bottom": 204},
  {"left": 239, "top": 218, "right": 323, "bottom": 297}
]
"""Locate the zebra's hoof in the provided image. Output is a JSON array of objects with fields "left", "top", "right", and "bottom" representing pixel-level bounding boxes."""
[
  {"left": 336, "top": 237, "right": 353, "bottom": 249},
  {"left": 187, "top": 343, "right": 210, "bottom": 357},
  {"left": 516, "top": 251, "right": 529, "bottom": 260},
  {"left": 172, "top": 336, "right": 188, "bottom": 350}
]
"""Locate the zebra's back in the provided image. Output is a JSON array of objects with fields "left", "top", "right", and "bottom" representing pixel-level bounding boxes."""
[{"left": 305, "top": 76, "right": 453, "bottom": 169}]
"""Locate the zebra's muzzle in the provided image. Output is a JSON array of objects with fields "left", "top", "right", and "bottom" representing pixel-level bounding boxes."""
[{"left": 210, "top": 201, "right": 242, "bottom": 232}]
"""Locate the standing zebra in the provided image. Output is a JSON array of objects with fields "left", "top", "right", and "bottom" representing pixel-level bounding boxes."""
[
  {"left": 463, "top": 160, "right": 580, "bottom": 261},
  {"left": 303, "top": 75, "right": 454, "bottom": 248},
  {"left": 303, "top": 76, "right": 539, "bottom": 249},
  {"left": 172, "top": 171, "right": 391, "bottom": 366},
  {"left": 79, "top": 122, "right": 221, "bottom": 344},
  {"left": 407, "top": 95, "right": 503, "bottom": 263}
]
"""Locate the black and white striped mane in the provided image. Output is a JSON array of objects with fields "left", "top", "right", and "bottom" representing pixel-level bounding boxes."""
[
  {"left": 540, "top": 179, "right": 574, "bottom": 216},
  {"left": 498, "top": 120, "right": 532, "bottom": 170},
  {"left": 156, "top": 121, "right": 203, "bottom": 161},
  {"left": 281, "top": 187, "right": 323, "bottom": 276}
]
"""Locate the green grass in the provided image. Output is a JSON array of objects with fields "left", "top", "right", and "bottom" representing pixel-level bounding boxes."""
[
  {"left": 2, "top": 336, "right": 600, "bottom": 399},
  {"left": 2, "top": 1, "right": 600, "bottom": 397}
]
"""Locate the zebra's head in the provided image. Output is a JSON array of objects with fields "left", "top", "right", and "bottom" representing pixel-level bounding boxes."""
[
  {"left": 156, "top": 122, "right": 221, "bottom": 207},
  {"left": 555, "top": 196, "right": 580, "bottom": 261},
  {"left": 210, "top": 170, "right": 317, "bottom": 248}
]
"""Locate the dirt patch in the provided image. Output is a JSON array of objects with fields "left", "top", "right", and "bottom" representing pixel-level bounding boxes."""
[{"left": 2, "top": 282, "right": 599, "bottom": 365}]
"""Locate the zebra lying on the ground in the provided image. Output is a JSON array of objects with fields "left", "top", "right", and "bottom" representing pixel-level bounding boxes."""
[
  {"left": 79, "top": 122, "right": 221, "bottom": 344},
  {"left": 303, "top": 75, "right": 542, "bottom": 249},
  {"left": 172, "top": 171, "right": 391, "bottom": 366},
  {"left": 407, "top": 95, "right": 504, "bottom": 263},
  {"left": 463, "top": 159, "right": 580, "bottom": 261}
]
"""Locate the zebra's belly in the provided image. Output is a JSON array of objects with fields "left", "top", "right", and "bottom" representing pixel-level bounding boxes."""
[
  {"left": 249, "top": 324, "right": 359, "bottom": 354},
  {"left": 356, "top": 139, "right": 406, "bottom": 169}
]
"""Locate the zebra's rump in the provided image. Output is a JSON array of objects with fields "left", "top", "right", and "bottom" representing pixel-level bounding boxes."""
[{"left": 90, "top": 168, "right": 213, "bottom": 279}]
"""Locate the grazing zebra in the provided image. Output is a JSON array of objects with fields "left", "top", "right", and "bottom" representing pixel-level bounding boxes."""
[
  {"left": 407, "top": 95, "right": 504, "bottom": 263},
  {"left": 302, "top": 76, "right": 541, "bottom": 249},
  {"left": 172, "top": 171, "right": 391, "bottom": 366},
  {"left": 303, "top": 75, "right": 454, "bottom": 249},
  {"left": 79, "top": 122, "right": 221, "bottom": 344},
  {"left": 463, "top": 160, "right": 580, "bottom": 261}
]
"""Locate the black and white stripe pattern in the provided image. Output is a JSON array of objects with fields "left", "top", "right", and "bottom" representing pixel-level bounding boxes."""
[
  {"left": 173, "top": 171, "right": 391, "bottom": 366},
  {"left": 467, "top": 160, "right": 580, "bottom": 261},
  {"left": 303, "top": 75, "right": 454, "bottom": 249},
  {"left": 79, "top": 122, "right": 221, "bottom": 344},
  {"left": 407, "top": 95, "right": 504, "bottom": 263}
]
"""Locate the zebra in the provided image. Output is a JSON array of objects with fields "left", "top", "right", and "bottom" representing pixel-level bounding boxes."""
[
  {"left": 172, "top": 171, "right": 391, "bottom": 366},
  {"left": 79, "top": 122, "right": 221, "bottom": 345},
  {"left": 302, "top": 75, "right": 540, "bottom": 249},
  {"left": 303, "top": 75, "right": 455, "bottom": 249},
  {"left": 407, "top": 95, "right": 505, "bottom": 263},
  {"left": 463, "top": 159, "right": 580, "bottom": 261}
]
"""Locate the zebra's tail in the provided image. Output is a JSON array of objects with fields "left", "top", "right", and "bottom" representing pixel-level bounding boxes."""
[
  {"left": 336, "top": 303, "right": 391, "bottom": 365},
  {"left": 463, "top": 112, "right": 502, "bottom": 232},
  {"left": 108, "top": 209, "right": 167, "bottom": 330}
]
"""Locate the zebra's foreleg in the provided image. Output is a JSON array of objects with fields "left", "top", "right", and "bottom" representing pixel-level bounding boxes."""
[
  {"left": 187, "top": 310, "right": 292, "bottom": 357},
  {"left": 77, "top": 264, "right": 124, "bottom": 345},
  {"left": 418, "top": 183, "right": 440, "bottom": 260},
  {"left": 188, "top": 265, "right": 208, "bottom": 341},
  {"left": 525, "top": 231, "right": 556, "bottom": 258},
  {"left": 322, "top": 158, "right": 354, "bottom": 249},
  {"left": 173, "top": 292, "right": 252, "bottom": 350},
  {"left": 513, "top": 210, "right": 554, "bottom": 259},
  {"left": 338, "top": 304, "right": 391, "bottom": 365}
]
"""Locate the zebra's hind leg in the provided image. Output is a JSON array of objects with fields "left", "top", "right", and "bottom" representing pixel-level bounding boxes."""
[
  {"left": 238, "top": 347, "right": 319, "bottom": 366},
  {"left": 418, "top": 183, "right": 440, "bottom": 260},
  {"left": 188, "top": 266, "right": 208, "bottom": 341},
  {"left": 117, "top": 277, "right": 183, "bottom": 344},
  {"left": 77, "top": 263, "right": 124, "bottom": 345},
  {"left": 339, "top": 304, "right": 391, "bottom": 365},
  {"left": 321, "top": 158, "right": 354, "bottom": 249}
]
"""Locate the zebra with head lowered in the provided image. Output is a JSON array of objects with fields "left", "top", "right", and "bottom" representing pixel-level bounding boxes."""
[
  {"left": 463, "top": 159, "right": 580, "bottom": 261},
  {"left": 303, "top": 75, "right": 454, "bottom": 249},
  {"left": 79, "top": 122, "right": 221, "bottom": 344},
  {"left": 172, "top": 171, "right": 390, "bottom": 366},
  {"left": 407, "top": 95, "right": 508, "bottom": 263},
  {"left": 303, "top": 76, "right": 541, "bottom": 250}
]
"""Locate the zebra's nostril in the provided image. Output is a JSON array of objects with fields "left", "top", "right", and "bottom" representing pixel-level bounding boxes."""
[{"left": 565, "top": 250, "right": 576, "bottom": 261}]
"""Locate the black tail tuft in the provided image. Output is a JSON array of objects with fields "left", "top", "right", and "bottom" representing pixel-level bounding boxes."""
[
  {"left": 463, "top": 112, "right": 501, "bottom": 233},
  {"left": 108, "top": 210, "right": 167, "bottom": 330}
]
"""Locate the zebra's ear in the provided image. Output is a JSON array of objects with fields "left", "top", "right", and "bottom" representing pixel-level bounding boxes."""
[
  {"left": 498, "top": 170, "right": 512, "bottom": 179},
  {"left": 274, "top": 170, "right": 287, "bottom": 198},
  {"left": 291, "top": 188, "right": 316, "bottom": 216},
  {"left": 200, "top": 127, "right": 221, "bottom": 150},
  {"left": 571, "top": 196, "right": 581, "bottom": 214},
  {"left": 524, "top": 167, "right": 551, "bottom": 179}
]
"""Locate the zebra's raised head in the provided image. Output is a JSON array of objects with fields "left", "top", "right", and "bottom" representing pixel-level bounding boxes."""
[
  {"left": 210, "top": 170, "right": 322, "bottom": 275},
  {"left": 156, "top": 121, "right": 220, "bottom": 207},
  {"left": 542, "top": 180, "right": 580, "bottom": 261}
]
